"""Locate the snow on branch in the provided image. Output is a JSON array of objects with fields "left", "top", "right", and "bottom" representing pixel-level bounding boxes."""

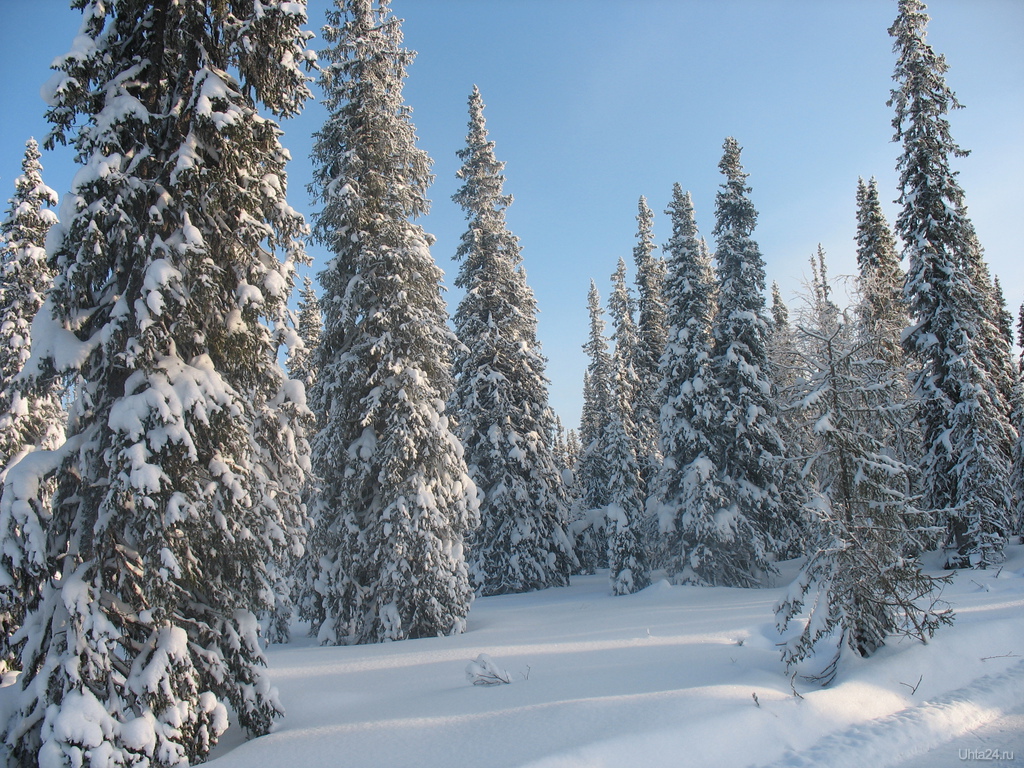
[{"left": 465, "top": 654, "right": 511, "bottom": 686}]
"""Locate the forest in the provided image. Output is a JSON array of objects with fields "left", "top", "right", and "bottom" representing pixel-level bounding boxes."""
[{"left": 0, "top": 1, "right": 1021, "bottom": 766}]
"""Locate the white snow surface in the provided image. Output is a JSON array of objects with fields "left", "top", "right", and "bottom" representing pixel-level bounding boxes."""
[{"left": 4, "top": 548, "right": 1024, "bottom": 767}]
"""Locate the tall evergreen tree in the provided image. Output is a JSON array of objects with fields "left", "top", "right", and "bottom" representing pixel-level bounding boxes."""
[
  {"left": 604, "top": 258, "right": 650, "bottom": 593},
  {"left": 305, "top": 0, "right": 477, "bottom": 644},
  {"left": 1012, "top": 303, "right": 1024, "bottom": 538},
  {"left": 776, "top": 320, "right": 953, "bottom": 684},
  {"left": 605, "top": 360, "right": 651, "bottom": 596},
  {"left": 2, "top": 2, "right": 314, "bottom": 763},
  {"left": 607, "top": 258, "right": 642, "bottom": 441},
  {"left": 768, "top": 280, "right": 801, "bottom": 400},
  {"left": 852, "top": 176, "right": 922, "bottom": 484},
  {"left": 890, "top": 0, "right": 1014, "bottom": 567},
  {"left": 709, "top": 137, "right": 794, "bottom": 568},
  {"left": 572, "top": 281, "right": 614, "bottom": 573},
  {"left": 631, "top": 196, "right": 666, "bottom": 480},
  {"left": 855, "top": 177, "right": 907, "bottom": 370},
  {"left": 0, "top": 139, "right": 65, "bottom": 675},
  {"left": 651, "top": 185, "right": 763, "bottom": 585},
  {"left": 448, "top": 86, "right": 573, "bottom": 596}
]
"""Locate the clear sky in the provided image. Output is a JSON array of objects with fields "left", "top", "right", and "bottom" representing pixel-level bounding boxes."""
[{"left": 1, "top": 0, "right": 1022, "bottom": 430}]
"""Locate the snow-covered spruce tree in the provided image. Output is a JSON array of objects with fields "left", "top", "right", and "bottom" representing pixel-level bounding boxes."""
[
  {"left": 776, "top": 321, "right": 953, "bottom": 685},
  {"left": 607, "top": 259, "right": 642, "bottom": 451},
  {"left": 853, "top": 176, "right": 922, "bottom": 486},
  {"left": 631, "top": 196, "right": 666, "bottom": 481},
  {"left": 0, "top": 139, "right": 65, "bottom": 675},
  {"left": 630, "top": 197, "right": 667, "bottom": 563},
  {"left": 710, "top": 137, "right": 797, "bottom": 567},
  {"left": 263, "top": 276, "right": 322, "bottom": 646},
  {"left": 769, "top": 280, "right": 801, "bottom": 396},
  {"left": 650, "top": 185, "right": 762, "bottom": 586},
  {"left": 572, "top": 281, "right": 614, "bottom": 573},
  {"left": 449, "top": 85, "right": 573, "bottom": 596},
  {"left": 604, "top": 258, "right": 650, "bottom": 594},
  {"left": 1013, "top": 304, "right": 1024, "bottom": 538},
  {"left": 288, "top": 275, "right": 323, "bottom": 389},
  {"left": 565, "top": 427, "right": 581, "bottom": 473},
  {"left": 2, "top": 2, "right": 315, "bottom": 764},
  {"left": 890, "top": 0, "right": 1014, "bottom": 568},
  {"left": 305, "top": 0, "right": 477, "bottom": 644},
  {"left": 855, "top": 177, "right": 907, "bottom": 373},
  {"left": 605, "top": 359, "right": 651, "bottom": 596}
]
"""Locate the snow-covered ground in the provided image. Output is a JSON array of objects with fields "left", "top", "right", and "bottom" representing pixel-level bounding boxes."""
[{"left": 5, "top": 547, "right": 1024, "bottom": 767}]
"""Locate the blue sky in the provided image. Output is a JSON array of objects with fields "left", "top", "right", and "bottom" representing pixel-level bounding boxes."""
[{"left": 1, "top": 0, "right": 1022, "bottom": 429}]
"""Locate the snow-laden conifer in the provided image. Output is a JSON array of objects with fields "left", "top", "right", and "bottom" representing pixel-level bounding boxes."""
[
  {"left": 449, "top": 86, "right": 573, "bottom": 595},
  {"left": 572, "top": 281, "right": 614, "bottom": 573},
  {"left": 768, "top": 281, "right": 801, "bottom": 394},
  {"left": 890, "top": 0, "right": 1014, "bottom": 567},
  {"left": 631, "top": 197, "right": 666, "bottom": 480},
  {"left": 305, "top": 0, "right": 477, "bottom": 644},
  {"left": 776, "top": 319, "right": 953, "bottom": 684},
  {"left": 604, "top": 258, "right": 650, "bottom": 594},
  {"left": 2, "top": 2, "right": 315, "bottom": 764},
  {"left": 852, "top": 177, "right": 921, "bottom": 484},
  {"left": 1013, "top": 304, "right": 1024, "bottom": 538},
  {"left": 289, "top": 276, "right": 323, "bottom": 389},
  {"left": 605, "top": 369, "right": 651, "bottom": 596},
  {"left": 709, "top": 138, "right": 796, "bottom": 567},
  {"left": 0, "top": 139, "right": 65, "bottom": 675}
]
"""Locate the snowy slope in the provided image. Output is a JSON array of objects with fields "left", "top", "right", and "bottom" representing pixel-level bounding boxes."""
[{"left": 4, "top": 547, "right": 1023, "bottom": 767}]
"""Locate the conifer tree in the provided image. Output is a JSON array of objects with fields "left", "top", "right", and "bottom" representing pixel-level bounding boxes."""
[
  {"left": 651, "top": 185, "right": 763, "bottom": 585},
  {"left": 768, "top": 280, "right": 801, "bottom": 399},
  {"left": 604, "top": 258, "right": 650, "bottom": 593},
  {"left": 289, "top": 275, "right": 323, "bottom": 388},
  {"left": 890, "top": 0, "right": 1014, "bottom": 567},
  {"left": 605, "top": 359, "right": 651, "bottom": 596},
  {"left": 631, "top": 196, "right": 666, "bottom": 481},
  {"left": 776, "top": 319, "right": 953, "bottom": 684},
  {"left": 572, "top": 281, "right": 614, "bottom": 573},
  {"left": 0, "top": 139, "right": 65, "bottom": 675},
  {"left": 855, "top": 177, "right": 907, "bottom": 371},
  {"left": 1012, "top": 304, "right": 1024, "bottom": 538},
  {"left": 449, "top": 86, "right": 573, "bottom": 596},
  {"left": 2, "top": 2, "right": 314, "bottom": 763},
  {"left": 305, "top": 0, "right": 477, "bottom": 644},
  {"left": 853, "top": 177, "right": 921, "bottom": 481},
  {"left": 709, "top": 138, "right": 795, "bottom": 568}
]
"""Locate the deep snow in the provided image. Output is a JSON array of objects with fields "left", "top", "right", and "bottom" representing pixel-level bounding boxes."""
[{"left": 4, "top": 547, "right": 1023, "bottom": 767}]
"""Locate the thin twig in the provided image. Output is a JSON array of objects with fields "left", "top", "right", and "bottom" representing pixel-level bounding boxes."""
[
  {"left": 980, "top": 652, "right": 1021, "bottom": 662},
  {"left": 899, "top": 674, "right": 923, "bottom": 695}
]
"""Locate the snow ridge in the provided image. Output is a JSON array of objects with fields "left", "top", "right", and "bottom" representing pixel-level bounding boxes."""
[{"left": 759, "top": 660, "right": 1024, "bottom": 768}]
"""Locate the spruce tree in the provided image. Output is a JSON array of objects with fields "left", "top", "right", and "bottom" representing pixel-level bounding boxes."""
[
  {"left": 605, "top": 360, "right": 651, "bottom": 596},
  {"left": 305, "top": 0, "right": 477, "bottom": 644},
  {"left": 855, "top": 177, "right": 907, "bottom": 370},
  {"left": 604, "top": 258, "right": 650, "bottom": 593},
  {"left": 2, "top": 2, "right": 314, "bottom": 763},
  {"left": 651, "top": 185, "right": 763, "bottom": 586},
  {"left": 631, "top": 196, "right": 666, "bottom": 480},
  {"left": 572, "top": 281, "right": 614, "bottom": 573},
  {"left": 1012, "top": 304, "right": 1024, "bottom": 538},
  {"left": 449, "top": 86, "right": 573, "bottom": 596},
  {"left": 852, "top": 177, "right": 922, "bottom": 486},
  {"left": 0, "top": 139, "right": 65, "bottom": 675},
  {"left": 776, "top": 318, "right": 953, "bottom": 684},
  {"left": 709, "top": 138, "right": 794, "bottom": 569},
  {"left": 890, "top": 0, "right": 1014, "bottom": 567},
  {"left": 289, "top": 275, "right": 323, "bottom": 389}
]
